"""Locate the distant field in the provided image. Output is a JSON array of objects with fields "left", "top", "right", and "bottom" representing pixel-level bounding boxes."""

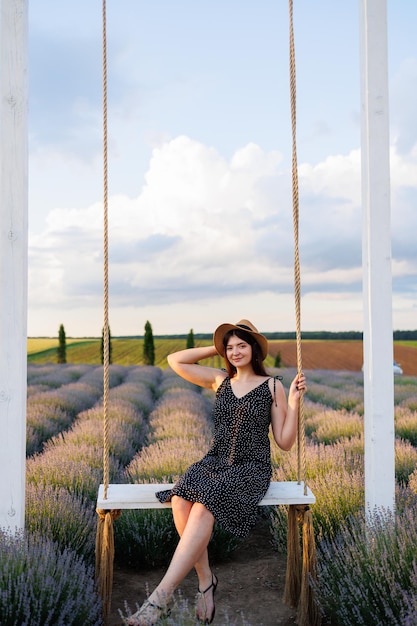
[
  {"left": 27, "top": 338, "right": 100, "bottom": 364},
  {"left": 27, "top": 337, "right": 417, "bottom": 375},
  {"left": 27, "top": 338, "right": 94, "bottom": 354},
  {"left": 396, "top": 341, "right": 417, "bottom": 349},
  {"left": 269, "top": 340, "right": 417, "bottom": 376},
  {"left": 27, "top": 337, "right": 189, "bottom": 367}
]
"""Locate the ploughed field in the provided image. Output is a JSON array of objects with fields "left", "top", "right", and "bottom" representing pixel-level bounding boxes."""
[
  {"left": 269, "top": 340, "right": 417, "bottom": 376},
  {"left": 28, "top": 337, "right": 417, "bottom": 376}
]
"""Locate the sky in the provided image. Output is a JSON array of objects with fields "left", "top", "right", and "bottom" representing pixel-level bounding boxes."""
[{"left": 27, "top": 1, "right": 417, "bottom": 337}]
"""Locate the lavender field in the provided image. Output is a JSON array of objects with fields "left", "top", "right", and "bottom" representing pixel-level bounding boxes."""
[{"left": 2, "top": 364, "right": 417, "bottom": 625}]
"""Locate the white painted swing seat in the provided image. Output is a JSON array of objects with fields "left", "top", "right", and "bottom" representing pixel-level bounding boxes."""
[{"left": 97, "top": 481, "right": 315, "bottom": 510}]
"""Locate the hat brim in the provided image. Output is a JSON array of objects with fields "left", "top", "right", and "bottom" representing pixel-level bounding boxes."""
[{"left": 213, "top": 323, "right": 268, "bottom": 360}]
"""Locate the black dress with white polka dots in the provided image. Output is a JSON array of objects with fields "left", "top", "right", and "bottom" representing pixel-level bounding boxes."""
[{"left": 155, "top": 376, "right": 276, "bottom": 537}]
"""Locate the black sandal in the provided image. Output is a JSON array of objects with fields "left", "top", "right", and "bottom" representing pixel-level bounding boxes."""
[{"left": 196, "top": 574, "right": 218, "bottom": 624}]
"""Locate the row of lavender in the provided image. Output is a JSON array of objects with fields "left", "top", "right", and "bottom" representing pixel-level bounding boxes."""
[
  {"left": 270, "top": 368, "right": 417, "bottom": 625},
  {"left": 3, "top": 364, "right": 158, "bottom": 625},
  {"left": 2, "top": 364, "right": 417, "bottom": 624},
  {"left": 28, "top": 364, "right": 417, "bottom": 625},
  {"left": 4, "top": 364, "right": 243, "bottom": 625}
]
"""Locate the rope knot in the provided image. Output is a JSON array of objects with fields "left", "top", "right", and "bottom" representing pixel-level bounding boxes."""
[{"left": 96, "top": 508, "right": 122, "bottom": 522}]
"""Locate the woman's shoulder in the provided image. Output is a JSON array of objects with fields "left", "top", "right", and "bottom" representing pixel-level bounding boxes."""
[
  {"left": 266, "top": 374, "right": 282, "bottom": 395},
  {"left": 214, "top": 370, "right": 229, "bottom": 392}
]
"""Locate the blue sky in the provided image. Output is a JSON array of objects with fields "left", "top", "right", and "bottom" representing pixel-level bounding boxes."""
[{"left": 27, "top": 1, "right": 417, "bottom": 336}]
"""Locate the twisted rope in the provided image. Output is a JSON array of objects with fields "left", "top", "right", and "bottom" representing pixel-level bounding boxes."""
[
  {"left": 285, "top": 20, "right": 319, "bottom": 625},
  {"left": 102, "top": 0, "right": 110, "bottom": 500},
  {"left": 288, "top": 0, "right": 307, "bottom": 494}
]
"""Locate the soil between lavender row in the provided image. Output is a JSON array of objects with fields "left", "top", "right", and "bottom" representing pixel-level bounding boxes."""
[{"left": 109, "top": 518, "right": 297, "bottom": 626}]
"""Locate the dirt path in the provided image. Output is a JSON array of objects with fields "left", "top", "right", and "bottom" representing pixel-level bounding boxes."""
[{"left": 109, "top": 519, "right": 298, "bottom": 625}]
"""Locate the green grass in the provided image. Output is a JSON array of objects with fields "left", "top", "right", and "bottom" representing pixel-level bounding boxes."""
[
  {"left": 27, "top": 338, "right": 94, "bottom": 354},
  {"left": 28, "top": 338, "right": 195, "bottom": 367},
  {"left": 27, "top": 340, "right": 100, "bottom": 364},
  {"left": 395, "top": 340, "right": 417, "bottom": 348}
]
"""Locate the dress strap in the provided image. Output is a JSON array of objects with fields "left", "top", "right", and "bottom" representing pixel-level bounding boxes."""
[{"left": 271, "top": 375, "right": 283, "bottom": 407}]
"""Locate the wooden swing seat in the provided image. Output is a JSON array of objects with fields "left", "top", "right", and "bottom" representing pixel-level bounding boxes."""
[{"left": 97, "top": 481, "right": 315, "bottom": 510}]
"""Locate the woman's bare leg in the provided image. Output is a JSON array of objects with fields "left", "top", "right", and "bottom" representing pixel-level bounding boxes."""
[
  {"left": 170, "top": 497, "right": 216, "bottom": 620},
  {"left": 171, "top": 497, "right": 212, "bottom": 585},
  {"left": 147, "top": 500, "right": 215, "bottom": 607},
  {"left": 126, "top": 500, "right": 216, "bottom": 625}
]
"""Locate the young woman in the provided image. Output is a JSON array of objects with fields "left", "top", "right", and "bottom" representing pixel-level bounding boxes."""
[{"left": 125, "top": 320, "right": 306, "bottom": 626}]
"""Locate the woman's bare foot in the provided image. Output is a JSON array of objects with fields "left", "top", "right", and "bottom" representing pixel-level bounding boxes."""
[{"left": 124, "top": 598, "right": 169, "bottom": 626}]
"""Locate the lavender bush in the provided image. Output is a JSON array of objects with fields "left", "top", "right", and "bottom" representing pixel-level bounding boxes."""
[
  {"left": 108, "top": 380, "right": 155, "bottom": 415},
  {"left": 79, "top": 364, "right": 127, "bottom": 392},
  {"left": 127, "top": 438, "right": 209, "bottom": 483},
  {"left": 119, "top": 590, "right": 251, "bottom": 626},
  {"left": 127, "top": 386, "right": 213, "bottom": 483},
  {"left": 157, "top": 370, "right": 198, "bottom": 396},
  {"left": 394, "top": 379, "right": 417, "bottom": 406},
  {"left": 314, "top": 507, "right": 417, "bottom": 625},
  {"left": 71, "top": 400, "right": 146, "bottom": 467},
  {"left": 306, "top": 409, "right": 363, "bottom": 443},
  {"left": 25, "top": 390, "right": 151, "bottom": 580},
  {"left": 27, "top": 450, "right": 111, "bottom": 501},
  {"left": 27, "top": 363, "right": 91, "bottom": 388},
  {"left": 26, "top": 377, "right": 105, "bottom": 456},
  {"left": 400, "top": 561, "right": 417, "bottom": 625},
  {"left": 120, "top": 592, "right": 252, "bottom": 625},
  {"left": 22, "top": 362, "right": 417, "bottom": 624},
  {"left": 395, "top": 407, "right": 417, "bottom": 446},
  {"left": 304, "top": 381, "right": 362, "bottom": 411},
  {"left": 124, "top": 364, "right": 162, "bottom": 389},
  {"left": 25, "top": 483, "right": 97, "bottom": 561},
  {"left": 271, "top": 436, "right": 364, "bottom": 482},
  {"left": 395, "top": 438, "right": 417, "bottom": 486},
  {"left": 114, "top": 508, "right": 177, "bottom": 568},
  {"left": 27, "top": 402, "right": 73, "bottom": 456},
  {"left": 270, "top": 465, "right": 365, "bottom": 551},
  {"left": 409, "top": 468, "right": 417, "bottom": 495},
  {"left": 0, "top": 529, "right": 102, "bottom": 625}
]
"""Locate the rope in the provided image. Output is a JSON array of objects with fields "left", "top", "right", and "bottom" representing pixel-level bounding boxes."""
[
  {"left": 288, "top": 0, "right": 307, "bottom": 495},
  {"left": 95, "top": 5, "right": 116, "bottom": 623},
  {"left": 102, "top": 0, "right": 110, "bottom": 500},
  {"left": 284, "top": 6, "right": 320, "bottom": 625}
]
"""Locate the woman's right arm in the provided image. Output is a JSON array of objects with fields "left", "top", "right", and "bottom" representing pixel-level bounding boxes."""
[{"left": 167, "top": 345, "right": 226, "bottom": 390}]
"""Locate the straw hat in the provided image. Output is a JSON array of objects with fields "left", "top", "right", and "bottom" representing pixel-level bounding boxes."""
[{"left": 213, "top": 319, "right": 269, "bottom": 360}]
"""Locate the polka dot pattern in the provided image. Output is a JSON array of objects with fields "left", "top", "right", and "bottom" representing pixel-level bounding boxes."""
[{"left": 156, "top": 377, "right": 274, "bottom": 537}]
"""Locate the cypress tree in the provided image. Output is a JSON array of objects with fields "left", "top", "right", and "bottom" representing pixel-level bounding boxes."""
[
  {"left": 57, "top": 324, "right": 66, "bottom": 364},
  {"left": 143, "top": 320, "right": 155, "bottom": 365},
  {"left": 186, "top": 328, "right": 195, "bottom": 349},
  {"left": 101, "top": 326, "right": 112, "bottom": 365}
]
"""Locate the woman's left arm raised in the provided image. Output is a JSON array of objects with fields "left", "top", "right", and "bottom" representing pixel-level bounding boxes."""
[{"left": 269, "top": 372, "right": 307, "bottom": 451}]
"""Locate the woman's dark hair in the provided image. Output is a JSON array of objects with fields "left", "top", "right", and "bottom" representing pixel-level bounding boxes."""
[{"left": 222, "top": 329, "right": 268, "bottom": 378}]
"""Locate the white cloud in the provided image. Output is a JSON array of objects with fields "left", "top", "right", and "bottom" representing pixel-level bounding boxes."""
[
  {"left": 390, "top": 58, "right": 417, "bottom": 155},
  {"left": 28, "top": 135, "right": 417, "bottom": 335},
  {"left": 22, "top": 1, "right": 417, "bottom": 336}
]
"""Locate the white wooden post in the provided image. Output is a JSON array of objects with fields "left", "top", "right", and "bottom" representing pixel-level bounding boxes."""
[
  {"left": 359, "top": 0, "right": 395, "bottom": 513},
  {"left": 0, "top": 0, "right": 28, "bottom": 531}
]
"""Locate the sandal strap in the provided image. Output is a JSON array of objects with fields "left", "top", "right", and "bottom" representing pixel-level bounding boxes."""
[
  {"left": 198, "top": 574, "right": 217, "bottom": 595},
  {"left": 198, "top": 581, "right": 214, "bottom": 596},
  {"left": 146, "top": 599, "right": 164, "bottom": 612}
]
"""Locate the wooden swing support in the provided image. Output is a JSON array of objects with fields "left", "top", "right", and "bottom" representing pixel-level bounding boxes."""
[{"left": 95, "top": 2, "right": 319, "bottom": 625}]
